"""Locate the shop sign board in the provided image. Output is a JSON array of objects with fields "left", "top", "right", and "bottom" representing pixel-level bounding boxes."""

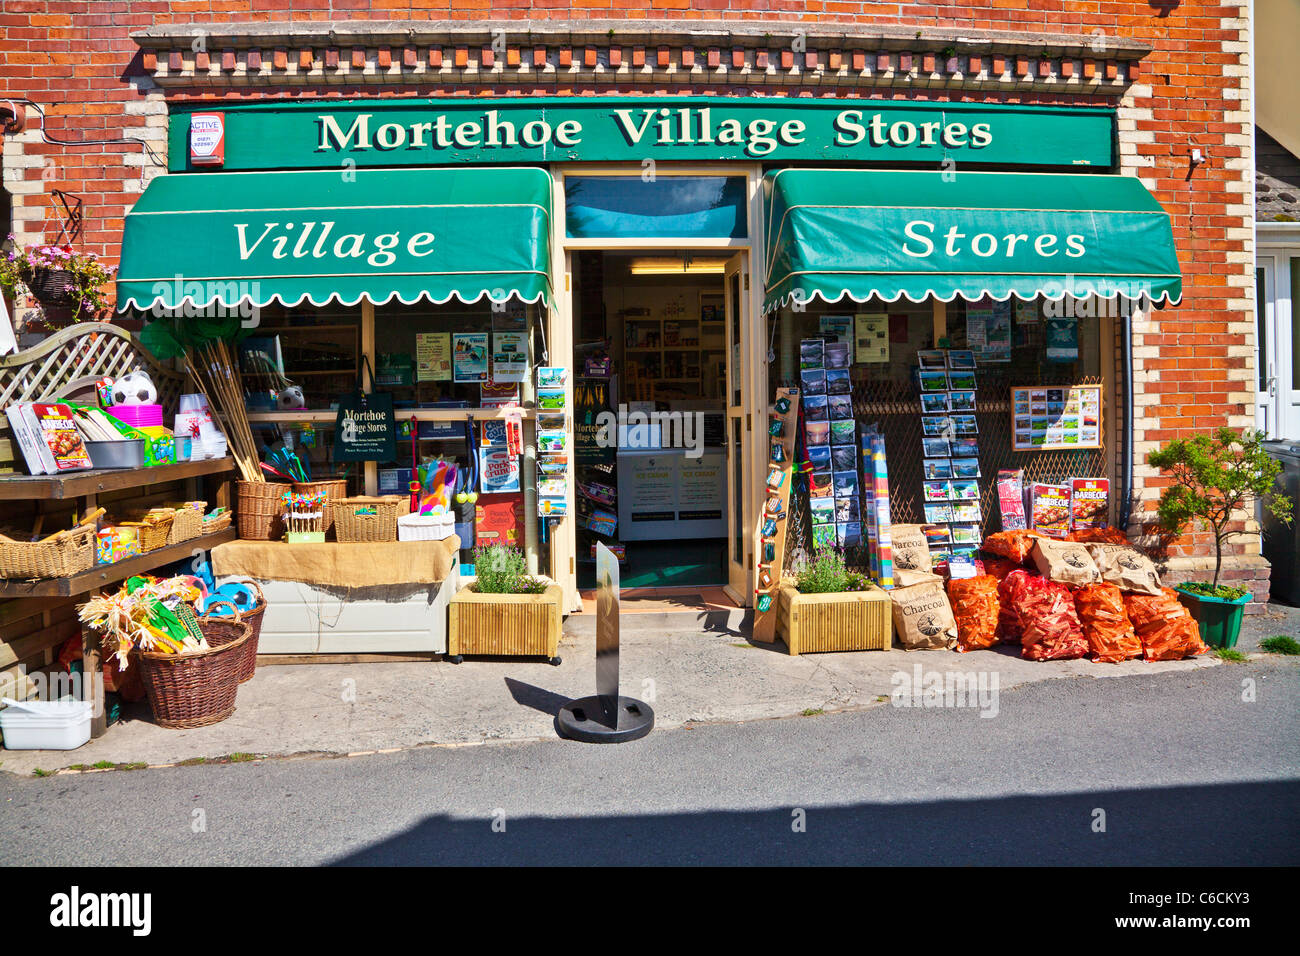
[
  {"left": 168, "top": 96, "right": 1114, "bottom": 171},
  {"left": 188, "top": 112, "right": 225, "bottom": 166}
]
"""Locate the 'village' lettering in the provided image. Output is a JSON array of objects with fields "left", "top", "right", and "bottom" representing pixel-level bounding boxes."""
[
  {"left": 233, "top": 221, "right": 435, "bottom": 265},
  {"left": 317, "top": 107, "right": 996, "bottom": 159}
]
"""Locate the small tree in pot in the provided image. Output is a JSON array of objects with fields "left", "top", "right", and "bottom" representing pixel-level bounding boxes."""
[{"left": 1148, "top": 427, "right": 1293, "bottom": 646}]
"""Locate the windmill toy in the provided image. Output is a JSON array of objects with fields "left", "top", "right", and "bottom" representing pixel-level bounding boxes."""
[{"left": 282, "top": 490, "right": 328, "bottom": 543}]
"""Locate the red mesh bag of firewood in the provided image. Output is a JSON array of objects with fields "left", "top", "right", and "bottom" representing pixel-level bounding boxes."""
[
  {"left": 1016, "top": 576, "right": 1089, "bottom": 661},
  {"left": 1123, "top": 588, "right": 1210, "bottom": 662},
  {"left": 983, "top": 529, "right": 1042, "bottom": 563},
  {"left": 996, "top": 569, "right": 1033, "bottom": 644},
  {"left": 1074, "top": 582, "right": 1142, "bottom": 663},
  {"left": 1067, "top": 527, "right": 1130, "bottom": 545},
  {"left": 979, "top": 555, "right": 1022, "bottom": 581},
  {"left": 948, "top": 574, "right": 1001, "bottom": 653}
]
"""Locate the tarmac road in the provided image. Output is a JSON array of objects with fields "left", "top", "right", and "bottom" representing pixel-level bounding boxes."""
[{"left": 2, "top": 658, "right": 1297, "bottom": 866}]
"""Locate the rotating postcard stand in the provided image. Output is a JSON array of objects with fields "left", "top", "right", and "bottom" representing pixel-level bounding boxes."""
[{"left": 557, "top": 542, "right": 654, "bottom": 743}]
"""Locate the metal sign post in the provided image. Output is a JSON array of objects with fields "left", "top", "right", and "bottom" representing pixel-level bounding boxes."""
[{"left": 557, "top": 542, "right": 654, "bottom": 743}]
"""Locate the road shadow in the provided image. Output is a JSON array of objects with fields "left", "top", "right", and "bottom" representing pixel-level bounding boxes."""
[{"left": 329, "top": 778, "right": 1300, "bottom": 866}]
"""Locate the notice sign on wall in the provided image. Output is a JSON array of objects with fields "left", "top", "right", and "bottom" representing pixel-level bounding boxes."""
[{"left": 189, "top": 112, "right": 225, "bottom": 167}]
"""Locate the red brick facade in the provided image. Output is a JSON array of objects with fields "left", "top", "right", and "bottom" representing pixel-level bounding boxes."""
[{"left": 0, "top": 2, "right": 1258, "bottom": 587}]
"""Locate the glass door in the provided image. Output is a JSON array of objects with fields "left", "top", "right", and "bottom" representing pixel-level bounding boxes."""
[
  {"left": 1257, "top": 251, "right": 1300, "bottom": 440},
  {"left": 723, "top": 252, "right": 750, "bottom": 601},
  {"left": 1256, "top": 260, "right": 1277, "bottom": 437}
]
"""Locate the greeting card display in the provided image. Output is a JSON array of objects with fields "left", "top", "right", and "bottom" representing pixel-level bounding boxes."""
[
  {"left": 752, "top": 386, "right": 801, "bottom": 644},
  {"left": 913, "top": 349, "right": 982, "bottom": 546},
  {"left": 800, "top": 338, "right": 860, "bottom": 551}
]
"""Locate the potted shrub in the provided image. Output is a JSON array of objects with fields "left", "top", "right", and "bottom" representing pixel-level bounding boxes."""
[
  {"left": 1148, "top": 427, "right": 1293, "bottom": 648},
  {"left": 1, "top": 235, "right": 116, "bottom": 321},
  {"left": 447, "top": 544, "right": 563, "bottom": 664},
  {"left": 776, "top": 549, "right": 891, "bottom": 656}
]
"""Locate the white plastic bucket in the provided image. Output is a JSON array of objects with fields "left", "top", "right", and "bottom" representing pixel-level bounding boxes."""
[{"left": 0, "top": 699, "right": 92, "bottom": 750}]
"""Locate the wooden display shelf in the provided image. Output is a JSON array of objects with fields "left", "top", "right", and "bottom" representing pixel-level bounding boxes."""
[
  {"left": 0, "top": 527, "right": 238, "bottom": 598},
  {"left": 0, "top": 457, "right": 234, "bottom": 501}
]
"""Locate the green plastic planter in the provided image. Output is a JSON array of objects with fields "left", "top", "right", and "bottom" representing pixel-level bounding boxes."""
[{"left": 1174, "top": 585, "right": 1252, "bottom": 649}]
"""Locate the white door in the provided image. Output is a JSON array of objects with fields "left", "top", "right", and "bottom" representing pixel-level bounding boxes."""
[
  {"left": 723, "top": 252, "right": 750, "bottom": 602},
  {"left": 1256, "top": 250, "right": 1300, "bottom": 440}
]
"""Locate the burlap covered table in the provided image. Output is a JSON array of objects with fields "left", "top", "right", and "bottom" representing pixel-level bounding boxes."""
[{"left": 211, "top": 537, "right": 460, "bottom": 587}]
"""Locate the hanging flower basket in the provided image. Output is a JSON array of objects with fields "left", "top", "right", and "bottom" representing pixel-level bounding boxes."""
[
  {"left": 1, "top": 235, "right": 116, "bottom": 320},
  {"left": 21, "top": 266, "right": 78, "bottom": 308}
]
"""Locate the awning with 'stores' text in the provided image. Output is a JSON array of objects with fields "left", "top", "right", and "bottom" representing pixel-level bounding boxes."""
[{"left": 762, "top": 168, "right": 1181, "bottom": 312}]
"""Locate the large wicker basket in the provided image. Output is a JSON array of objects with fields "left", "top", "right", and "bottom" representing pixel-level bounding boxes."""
[
  {"left": 0, "top": 524, "right": 97, "bottom": 580},
  {"left": 293, "top": 479, "right": 348, "bottom": 532},
  {"left": 204, "top": 587, "right": 264, "bottom": 684},
  {"left": 331, "top": 495, "right": 409, "bottom": 543},
  {"left": 136, "top": 620, "right": 250, "bottom": 729},
  {"left": 236, "top": 480, "right": 289, "bottom": 540}
]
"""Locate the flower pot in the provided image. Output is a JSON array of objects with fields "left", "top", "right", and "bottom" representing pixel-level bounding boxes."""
[
  {"left": 22, "top": 267, "right": 78, "bottom": 308},
  {"left": 447, "top": 584, "right": 562, "bottom": 663},
  {"left": 776, "top": 581, "right": 892, "bottom": 656},
  {"left": 1174, "top": 585, "right": 1251, "bottom": 649}
]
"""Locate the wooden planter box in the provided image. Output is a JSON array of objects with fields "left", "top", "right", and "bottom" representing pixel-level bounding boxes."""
[
  {"left": 447, "top": 584, "right": 562, "bottom": 663},
  {"left": 776, "top": 582, "right": 892, "bottom": 656}
]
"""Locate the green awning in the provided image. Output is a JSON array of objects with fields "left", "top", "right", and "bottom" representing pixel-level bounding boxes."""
[
  {"left": 117, "top": 166, "right": 553, "bottom": 311},
  {"left": 763, "top": 169, "right": 1181, "bottom": 312}
]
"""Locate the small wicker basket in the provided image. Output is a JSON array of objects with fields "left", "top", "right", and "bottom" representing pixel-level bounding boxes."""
[
  {"left": 331, "top": 495, "right": 410, "bottom": 543},
  {"left": 0, "top": 524, "right": 97, "bottom": 580},
  {"left": 120, "top": 510, "right": 175, "bottom": 553},
  {"left": 166, "top": 506, "right": 205, "bottom": 545},
  {"left": 236, "top": 480, "right": 289, "bottom": 540},
  {"left": 202, "top": 510, "right": 232, "bottom": 535}
]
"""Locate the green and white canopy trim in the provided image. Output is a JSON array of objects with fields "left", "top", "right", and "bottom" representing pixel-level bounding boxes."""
[
  {"left": 762, "top": 168, "right": 1182, "bottom": 312},
  {"left": 117, "top": 166, "right": 554, "bottom": 312}
]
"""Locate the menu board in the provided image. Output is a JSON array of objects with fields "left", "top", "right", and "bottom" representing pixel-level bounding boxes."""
[{"left": 1010, "top": 384, "right": 1103, "bottom": 450}]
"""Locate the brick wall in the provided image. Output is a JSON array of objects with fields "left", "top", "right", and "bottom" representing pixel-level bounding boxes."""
[{"left": 0, "top": 1, "right": 1259, "bottom": 572}]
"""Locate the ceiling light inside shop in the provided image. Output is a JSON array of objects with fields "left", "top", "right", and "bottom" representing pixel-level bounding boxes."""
[{"left": 628, "top": 256, "right": 729, "bottom": 275}]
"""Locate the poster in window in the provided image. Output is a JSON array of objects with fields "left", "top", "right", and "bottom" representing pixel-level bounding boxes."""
[
  {"left": 452, "top": 333, "right": 489, "bottom": 383},
  {"left": 491, "top": 331, "right": 527, "bottom": 382},
  {"left": 854, "top": 313, "right": 889, "bottom": 364},
  {"left": 416, "top": 332, "right": 451, "bottom": 382},
  {"left": 1009, "top": 384, "right": 1102, "bottom": 450}
]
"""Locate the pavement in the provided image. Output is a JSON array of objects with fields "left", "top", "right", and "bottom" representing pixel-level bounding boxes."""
[
  {"left": 1, "top": 656, "right": 1296, "bottom": 865},
  {"left": 2, "top": 599, "right": 1295, "bottom": 776}
]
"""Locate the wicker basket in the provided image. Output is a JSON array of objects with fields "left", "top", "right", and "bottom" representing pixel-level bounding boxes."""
[
  {"left": 120, "top": 511, "right": 175, "bottom": 553},
  {"left": 0, "top": 524, "right": 97, "bottom": 580},
  {"left": 331, "top": 495, "right": 409, "bottom": 543},
  {"left": 202, "top": 594, "right": 262, "bottom": 683},
  {"left": 293, "top": 480, "right": 348, "bottom": 532},
  {"left": 236, "top": 480, "right": 289, "bottom": 541},
  {"left": 136, "top": 620, "right": 250, "bottom": 729},
  {"left": 22, "top": 267, "right": 77, "bottom": 308},
  {"left": 166, "top": 507, "right": 205, "bottom": 545},
  {"left": 202, "top": 511, "right": 232, "bottom": 535}
]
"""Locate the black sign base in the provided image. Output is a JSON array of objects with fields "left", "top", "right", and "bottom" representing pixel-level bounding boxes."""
[{"left": 557, "top": 696, "right": 654, "bottom": 744}]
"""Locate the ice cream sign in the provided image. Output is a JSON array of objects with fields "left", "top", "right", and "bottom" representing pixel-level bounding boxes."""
[{"left": 189, "top": 112, "right": 225, "bottom": 167}]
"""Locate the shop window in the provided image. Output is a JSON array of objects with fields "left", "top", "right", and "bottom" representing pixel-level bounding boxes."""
[
  {"left": 237, "top": 299, "right": 544, "bottom": 571},
  {"left": 768, "top": 296, "right": 1110, "bottom": 569},
  {"left": 565, "top": 176, "right": 747, "bottom": 240}
]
